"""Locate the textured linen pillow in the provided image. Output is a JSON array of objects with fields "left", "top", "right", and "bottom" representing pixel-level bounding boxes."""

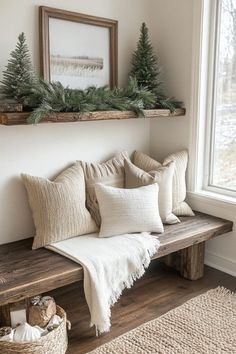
[
  {"left": 22, "top": 163, "right": 97, "bottom": 249},
  {"left": 95, "top": 183, "right": 164, "bottom": 238},
  {"left": 133, "top": 151, "right": 162, "bottom": 171},
  {"left": 125, "top": 159, "right": 179, "bottom": 224},
  {"left": 79, "top": 151, "right": 129, "bottom": 226},
  {"left": 133, "top": 150, "right": 194, "bottom": 216}
]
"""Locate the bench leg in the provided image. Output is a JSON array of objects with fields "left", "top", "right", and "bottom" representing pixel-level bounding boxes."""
[
  {"left": 180, "top": 242, "right": 205, "bottom": 280},
  {"left": 0, "top": 299, "right": 31, "bottom": 326},
  {"left": 163, "top": 242, "right": 205, "bottom": 281},
  {"left": 0, "top": 304, "right": 11, "bottom": 326}
]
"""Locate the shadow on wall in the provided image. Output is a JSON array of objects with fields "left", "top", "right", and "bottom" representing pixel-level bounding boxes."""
[{"left": 0, "top": 176, "right": 34, "bottom": 243}]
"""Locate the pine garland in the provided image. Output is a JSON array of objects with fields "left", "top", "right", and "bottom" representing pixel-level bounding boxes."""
[
  {"left": 21, "top": 77, "right": 156, "bottom": 124},
  {"left": 0, "top": 33, "right": 34, "bottom": 102}
]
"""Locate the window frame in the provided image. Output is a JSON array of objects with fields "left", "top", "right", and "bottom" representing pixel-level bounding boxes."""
[{"left": 189, "top": 0, "right": 236, "bottom": 201}]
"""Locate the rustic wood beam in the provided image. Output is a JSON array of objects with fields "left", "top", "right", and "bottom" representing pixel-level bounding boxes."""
[{"left": 0, "top": 108, "right": 186, "bottom": 125}]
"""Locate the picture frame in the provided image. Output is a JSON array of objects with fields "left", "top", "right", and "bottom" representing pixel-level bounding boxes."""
[{"left": 39, "top": 6, "right": 118, "bottom": 89}]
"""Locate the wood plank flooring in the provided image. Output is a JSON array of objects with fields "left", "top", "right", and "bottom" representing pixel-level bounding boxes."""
[{"left": 49, "top": 261, "right": 236, "bottom": 354}]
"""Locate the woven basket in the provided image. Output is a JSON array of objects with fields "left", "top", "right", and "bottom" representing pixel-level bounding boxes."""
[{"left": 0, "top": 306, "right": 70, "bottom": 354}]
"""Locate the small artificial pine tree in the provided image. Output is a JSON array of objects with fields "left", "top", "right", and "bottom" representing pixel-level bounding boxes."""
[
  {"left": 0, "top": 32, "right": 34, "bottom": 102},
  {"left": 130, "top": 23, "right": 182, "bottom": 111},
  {"left": 130, "top": 23, "right": 162, "bottom": 93}
]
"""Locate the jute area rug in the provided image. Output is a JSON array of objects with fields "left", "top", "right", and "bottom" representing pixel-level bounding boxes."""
[{"left": 88, "top": 287, "right": 236, "bottom": 354}]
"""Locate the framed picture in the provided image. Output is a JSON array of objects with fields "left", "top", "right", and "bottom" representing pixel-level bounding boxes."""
[{"left": 39, "top": 6, "right": 118, "bottom": 89}]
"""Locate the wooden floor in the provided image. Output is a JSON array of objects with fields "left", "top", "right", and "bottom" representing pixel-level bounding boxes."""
[{"left": 49, "top": 261, "right": 236, "bottom": 354}]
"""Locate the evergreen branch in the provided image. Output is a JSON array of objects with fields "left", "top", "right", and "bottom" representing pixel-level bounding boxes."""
[
  {"left": 23, "top": 76, "right": 181, "bottom": 123},
  {"left": 24, "top": 78, "right": 156, "bottom": 123},
  {"left": 155, "top": 93, "right": 183, "bottom": 112}
]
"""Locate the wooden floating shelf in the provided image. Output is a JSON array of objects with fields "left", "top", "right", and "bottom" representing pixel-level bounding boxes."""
[{"left": 0, "top": 108, "right": 186, "bottom": 126}]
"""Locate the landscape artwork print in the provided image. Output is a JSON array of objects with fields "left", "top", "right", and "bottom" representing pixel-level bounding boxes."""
[{"left": 49, "top": 18, "right": 110, "bottom": 89}]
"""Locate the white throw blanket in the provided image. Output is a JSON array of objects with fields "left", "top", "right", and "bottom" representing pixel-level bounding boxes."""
[{"left": 47, "top": 232, "right": 160, "bottom": 334}]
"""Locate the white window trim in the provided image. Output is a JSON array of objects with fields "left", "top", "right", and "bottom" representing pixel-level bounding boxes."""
[{"left": 188, "top": 0, "right": 236, "bottom": 205}]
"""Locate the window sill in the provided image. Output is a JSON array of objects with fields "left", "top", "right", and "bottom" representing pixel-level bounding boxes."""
[{"left": 187, "top": 190, "right": 236, "bottom": 212}]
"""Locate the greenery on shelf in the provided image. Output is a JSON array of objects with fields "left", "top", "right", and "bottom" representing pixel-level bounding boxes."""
[
  {"left": 0, "top": 30, "right": 183, "bottom": 123},
  {"left": 130, "top": 23, "right": 182, "bottom": 111},
  {"left": 0, "top": 33, "right": 34, "bottom": 102},
  {"left": 22, "top": 77, "right": 157, "bottom": 124}
]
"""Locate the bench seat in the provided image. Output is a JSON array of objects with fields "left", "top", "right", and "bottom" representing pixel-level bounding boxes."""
[{"left": 0, "top": 212, "right": 233, "bottom": 307}]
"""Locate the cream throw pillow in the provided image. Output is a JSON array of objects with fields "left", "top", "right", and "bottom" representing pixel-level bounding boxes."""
[
  {"left": 133, "top": 150, "right": 194, "bottom": 216},
  {"left": 125, "top": 159, "right": 180, "bottom": 224},
  {"left": 22, "top": 163, "right": 97, "bottom": 249},
  {"left": 79, "top": 151, "right": 129, "bottom": 226},
  {"left": 95, "top": 183, "right": 164, "bottom": 238}
]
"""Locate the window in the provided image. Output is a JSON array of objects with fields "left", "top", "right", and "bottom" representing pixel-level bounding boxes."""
[{"left": 204, "top": 0, "right": 236, "bottom": 197}]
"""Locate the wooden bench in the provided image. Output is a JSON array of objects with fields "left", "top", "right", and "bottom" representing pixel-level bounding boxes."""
[{"left": 0, "top": 212, "right": 233, "bottom": 325}]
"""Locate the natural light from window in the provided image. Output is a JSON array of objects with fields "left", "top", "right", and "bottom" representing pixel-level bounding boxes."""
[{"left": 209, "top": 0, "right": 236, "bottom": 194}]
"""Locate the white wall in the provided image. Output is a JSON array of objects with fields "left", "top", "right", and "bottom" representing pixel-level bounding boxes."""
[
  {"left": 1, "top": 0, "right": 235, "bottom": 277},
  {"left": 148, "top": 0, "right": 193, "bottom": 159},
  {"left": 148, "top": 0, "right": 236, "bottom": 276},
  {"left": 0, "top": 0, "right": 151, "bottom": 244}
]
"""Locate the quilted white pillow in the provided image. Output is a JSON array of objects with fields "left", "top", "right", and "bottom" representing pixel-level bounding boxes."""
[
  {"left": 133, "top": 150, "right": 194, "bottom": 216},
  {"left": 95, "top": 183, "right": 164, "bottom": 238}
]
